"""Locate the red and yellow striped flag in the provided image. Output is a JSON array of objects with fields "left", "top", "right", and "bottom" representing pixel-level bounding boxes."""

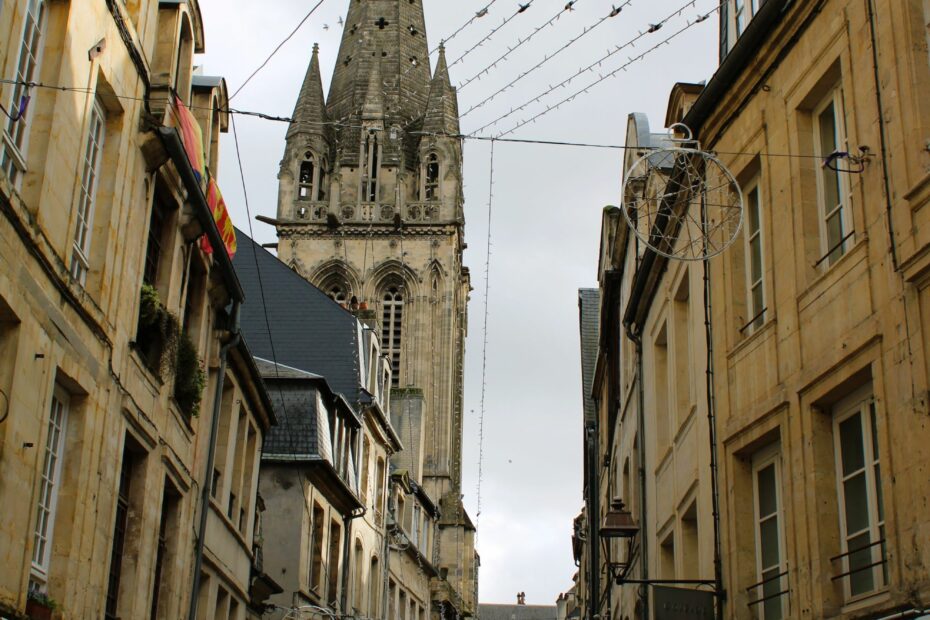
[
  {"left": 174, "top": 95, "right": 206, "bottom": 181},
  {"left": 200, "top": 179, "right": 237, "bottom": 258}
]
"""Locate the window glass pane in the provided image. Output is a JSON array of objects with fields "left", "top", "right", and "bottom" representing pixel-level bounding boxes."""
[
  {"left": 752, "top": 285, "right": 764, "bottom": 321},
  {"left": 839, "top": 413, "right": 865, "bottom": 475},
  {"left": 843, "top": 473, "right": 869, "bottom": 534},
  {"left": 757, "top": 464, "right": 777, "bottom": 517},
  {"left": 848, "top": 531, "right": 875, "bottom": 596},
  {"left": 760, "top": 517, "right": 780, "bottom": 568},
  {"left": 761, "top": 567, "right": 783, "bottom": 620},
  {"left": 748, "top": 188, "right": 760, "bottom": 233},
  {"left": 874, "top": 463, "right": 884, "bottom": 522},
  {"left": 751, "top": 237, "right": 763, "bottom": 282}
]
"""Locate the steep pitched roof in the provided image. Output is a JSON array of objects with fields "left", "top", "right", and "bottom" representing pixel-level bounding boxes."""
[
  {"left": 578, "top": 289, "right": 600, "bottom": 425},
  {"left": 232, "top": 230, "right": 362, "bottom": 404}
]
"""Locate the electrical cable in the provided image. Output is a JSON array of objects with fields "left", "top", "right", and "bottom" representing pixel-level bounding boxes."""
[
  {"left": 229, "top": 115, "right": 297, "bottom": 451},
  {"left": 0, "top": 77, "right": 293, "bottom": 122},
  {"left": 446, "top": 0, "right": 538, "bottom": 72},
  {"left": 466, "top": 0, "right": 705, "bottom": 135},
  {"left": 494, "top": 2, "right": 724, "bottom": 137},
  {"left": 458, "top": 0, "right": 628, "bottom": 111},
  {"left": 475, "top": 139, "right": 495, "bottom": 535},
  {"left": 228, "top": 0, "right": 327, "bottom": 101}
]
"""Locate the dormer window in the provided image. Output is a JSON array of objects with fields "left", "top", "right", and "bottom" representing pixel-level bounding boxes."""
[
  {"left": 424, "top": 153, "right": 440, "bottom": 201},
  {"left": 725, "top": 0, "right": 762, "bottom": 54}
]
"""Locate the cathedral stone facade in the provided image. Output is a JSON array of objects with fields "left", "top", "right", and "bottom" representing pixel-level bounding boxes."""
[{"left": 272, "top": 0, "right": 477, "bottom": 614}]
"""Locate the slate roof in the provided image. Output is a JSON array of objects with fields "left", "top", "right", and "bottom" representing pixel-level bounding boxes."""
[
  {"left": 578, "top": 289, "right": 600, "bottom": 425},
  {"left": 478, "top": 605, "right": 558, "bottom": 620},
  {"left": 233, "top": 230, "right": 362, "bottom": 405}
]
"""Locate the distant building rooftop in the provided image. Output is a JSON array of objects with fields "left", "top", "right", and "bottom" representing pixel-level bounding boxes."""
[{"left": 478, "top": 604, "right": 558, "bottom": 620}]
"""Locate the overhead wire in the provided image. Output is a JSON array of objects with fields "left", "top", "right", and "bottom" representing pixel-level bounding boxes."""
[
  {"left": 228, "top": 0, "right": 327, "bottom": 101},
  {"left": 495, "top": 2, "right": 723, "bottom": 137},
  {"left": 475, "top": 138, "right": 496, "bottom": 535},
  {"left": 465, "top": 0, "right": 705, "bottom": 135},
  {"left": 446, "top": 0, "right": 538, "bottom": 72},
  {"left": 458, "top": 0, "right": 632, "bottom": 116},
  {"left": 229, "top": 114, "right": 298, "bottom": 452}
]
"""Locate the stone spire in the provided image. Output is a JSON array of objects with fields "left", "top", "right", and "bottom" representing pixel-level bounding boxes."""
[
  {"left": 326, "top": 0, "right": 432, "bottom": 125},
  {"left": 362, "top": 52, "right": 385, "bottom": 121},
  {"left": 288, "top": 43, "right": 330, "bottom": 141},
  {"left": 422, "top": 44, "right": 460, "bottom": 136}
]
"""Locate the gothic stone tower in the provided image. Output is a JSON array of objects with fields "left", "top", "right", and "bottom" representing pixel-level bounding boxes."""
[{"left": 274, "top": 0, "right": 475, "bottom": 612}]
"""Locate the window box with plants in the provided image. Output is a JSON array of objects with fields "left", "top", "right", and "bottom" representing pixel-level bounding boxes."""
[
  {"left": 25, "top": 591, "right": 56, "bottom": 620},
  {"left": 136, "top": 284, "right": 206, "bottom": 418}
]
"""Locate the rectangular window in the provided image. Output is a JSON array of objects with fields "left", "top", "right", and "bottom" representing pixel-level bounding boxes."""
[
  {"left": 653, "top": 324, "right": 670, "bottom": 454},
  {"left": 310, "top": 503, "right": 325, "bottom": 591},
  {"left": 744, "top": 180, "right": 766, "bottom": 331},
  {"left": 327, "top": 519, "right": 342, "bottom": 604},
  {"left": 834, "top": 393, "right": 886, "bottom": 599},
  {"left": 31, "top": 386, "right": 68, "bottom": 586},
  {"left": 150, "top": 480, "right": 180, "bottom": 620},
  {"left": 751, "top": 446, "right": 786, "bottom": 619},
  {"left": 659, "top": 531, "right": 675, "bottom": 579},
  {"left": 105, "top": 446, "right": 135, "bottom": 619},
  {"left": 813, "top": 89, "right": 852, "bottom": 268},
  {"left": 71, "top": 99, "right": 107, "bottom": 285},
  {"left": 1, "top": 0, "right": 46, "bottom": 185}
]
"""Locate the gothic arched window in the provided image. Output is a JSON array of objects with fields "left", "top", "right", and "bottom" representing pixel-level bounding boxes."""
[
  {"left": 299, "top": 153, "right": 315, "bottom": 201},
  {"left": 424, "top": 153, "right": 440, "bottom": 201},
  {"left": 362, "top": 132, "right": 380, "bottom": 202},
  {"left": 381, "top": 286, "right": 403, "bottom": 386}
]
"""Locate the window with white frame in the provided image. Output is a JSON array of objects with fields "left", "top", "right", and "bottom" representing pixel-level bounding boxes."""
[
  {"left": 30, "top": 385, "right": 69, "bottom": 590},
  {"left": 1, "top": 0, "right": 47, "bottom": 185},
  {"left": 751, "top": 445, "right": 787, "bottom": 619},
  {"left": 833, "top": 390, "right": 887, "bottom": 599},
  {"left": 744, "top": 179, "right": 766, "bottom": 331},
  {"left": 813, "top": 87, "right": 852, "bottom": 268},
  {"left": 728, "top": 0, "right": 762, "bottom": 50},
  {"left": 71, "top": 99, "right": 106, "bottom": 285}
]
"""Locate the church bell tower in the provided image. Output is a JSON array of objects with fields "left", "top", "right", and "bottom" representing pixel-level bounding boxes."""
[{"left": 273, "top": 0, "right": 473, "bottom": 613}]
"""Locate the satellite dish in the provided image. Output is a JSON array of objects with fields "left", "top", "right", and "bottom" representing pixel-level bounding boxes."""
[{"left": 622, "top": 124, "right": 743, "bottom": 262}]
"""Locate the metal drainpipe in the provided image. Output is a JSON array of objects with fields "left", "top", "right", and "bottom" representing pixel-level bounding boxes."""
[
  {"left": 340, "top": 506, "right": 367, "bottom": 613},
  {"left": 188, "top": 301, "right": 240, "bottom": 620},
  {"left": 585, "top": 422, "right": 600, "bottom": 620},
  {"left": 624, "top": 324, "right": 649, "bottom": 620},
  {"left": 866, "top": 0, "right": 899, "bottom": 272}
]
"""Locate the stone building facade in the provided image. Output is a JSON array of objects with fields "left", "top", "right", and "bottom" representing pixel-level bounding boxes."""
[
  {"left": 0, "top": 0, "right": 276, "bottom": 618},
  {"left": 265, "top": 0, "right": 477, "bottom": 617},
  {"left": 580, "top": 0, "right": 930, "bottom": 618}
]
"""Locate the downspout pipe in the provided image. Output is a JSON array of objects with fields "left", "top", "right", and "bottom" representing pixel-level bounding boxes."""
[
  {"left": 866, "top": 0, "right": 899, "bottom": 272},
  {"left": 585, "top": 421, "right": 600, "bottom": 620},
  {"left": 623, "top": 321, "right": 648, "bottom": 620},
  {"left": 340, "top": 507, "right": 367, "bottom": 613},
  {"left": 188, "top": 301, "right": 241, "bottom": 620}
]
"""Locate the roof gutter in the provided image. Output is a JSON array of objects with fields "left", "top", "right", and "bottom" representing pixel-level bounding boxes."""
[{"left": 158, "top": 127, "right": 244, "bottom": 302}]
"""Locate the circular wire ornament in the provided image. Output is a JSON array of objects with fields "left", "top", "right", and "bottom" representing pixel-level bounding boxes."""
[{"left": 622, "top": 139, "right": 744, "bottom": 262}]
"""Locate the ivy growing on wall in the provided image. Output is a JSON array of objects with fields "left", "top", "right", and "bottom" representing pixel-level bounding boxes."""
[{"left": 137, "top": 284, "right": 206, "bottom": 417}]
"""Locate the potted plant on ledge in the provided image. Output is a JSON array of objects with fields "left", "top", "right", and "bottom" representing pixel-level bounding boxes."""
[{"left": 25, "top": 590, "right": 56, "bottom": 620}]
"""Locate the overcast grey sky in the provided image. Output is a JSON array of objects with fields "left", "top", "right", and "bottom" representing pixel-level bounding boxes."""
[{"left": 198, "top": 0, "right": 717, "bottom": 605}]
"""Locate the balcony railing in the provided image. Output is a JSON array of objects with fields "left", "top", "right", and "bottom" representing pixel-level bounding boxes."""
[{"left": 295, "top": 202, "right": 444, "bottom": 224}]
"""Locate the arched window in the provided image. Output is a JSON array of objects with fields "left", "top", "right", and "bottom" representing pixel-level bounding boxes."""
[
  {"left": 175, "top": 15, "right": 194, "bottom": 103},
  {"left": 362, "top": 131, "right": 380, "bottom": 202},
  {"left": 299, "top": 153, "right": 315, "bottom": 200},
  {"left": 424, "top": 153, "right": 440, "bottom": 201},
  {"left": 381, "top": 286, "right": 403, "bottom": 386},
  {"left": 353, "top": 540, "right": 365, "bottom": 612}
]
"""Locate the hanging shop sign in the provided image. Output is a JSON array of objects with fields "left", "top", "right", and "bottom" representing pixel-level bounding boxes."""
[{"left": 653, "top": 586, "right": 715, "bottom": 620}]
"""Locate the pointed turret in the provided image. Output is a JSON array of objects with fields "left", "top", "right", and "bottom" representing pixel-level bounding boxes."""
[
  {"left": 422, "top": 44, "right": 461, "bottom": 136},
  {"left": 288, "top": 43, "right": 330, "bottom": 141}
]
